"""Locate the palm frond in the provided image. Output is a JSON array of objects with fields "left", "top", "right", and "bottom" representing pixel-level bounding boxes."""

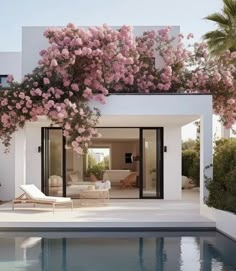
[
  {"left": 223, "top": 0, "right": 236, "bottom": 16},
  {"left": 205, "top": 13, "right": 229, "bottom": 27},
  {"left": 208, "top": 43, "right": 228, "bottom": 55},
  {"left": 203, "top": 30, "right": 229, "bottom": 56},
  {"left": 204, "top": 0, "right": 236, "bottom": 56},
  {"left": 203, "top": 30, "right": 227, "bottom": 40},
  {"left": 208, "top": 36, "right": 236, "bottom": 55},
  {"left": 207, "top": 37, "right": 225, "bottom": 47}
]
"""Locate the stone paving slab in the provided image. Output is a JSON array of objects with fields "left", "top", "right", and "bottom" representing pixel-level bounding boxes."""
[{"left": 0, "top": 199, "right": 215, "bottom": 230}]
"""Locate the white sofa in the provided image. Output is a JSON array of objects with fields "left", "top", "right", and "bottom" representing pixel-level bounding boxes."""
[
  {"left": 67, "top": 181, "right": 111, "bottom": 198},
  {"left": 66, "top": 183, "right": 95, "bottom": 197},
  {"left": 48, "top": 174, "right": 95, "bottom": 196},
  {"left": 103, "top": 170, "right": 131, "bottom": 187}
]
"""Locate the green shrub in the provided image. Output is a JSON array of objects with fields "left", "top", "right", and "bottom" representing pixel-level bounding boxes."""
[
  {"left": 86, "top": 164, "right": 104, "bottom": 180},
  {"left": 182, "top": 148, "right": 200, "bottom": 186},
  {"left": 206, "top": 138, "right": 236, "bottom": 214},
  {"left": 182, "top": 149, "right": 195, "bottom": 176},
  {"left": 182, "top": 139, "right": 197, "bottom": 151}
]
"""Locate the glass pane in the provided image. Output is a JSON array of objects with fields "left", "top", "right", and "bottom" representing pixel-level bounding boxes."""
[
  {"left": 48, "top": 129, "right": 63, "bottom": 196},
  {"left": 86, "top": 147, "right": 110, "bottom": 180},
  {"left": 142, "top": 130, "right": 157, "bottom": 197},
  {"left": 84, "top": 127, "right": 140, "bottom": 199},
  {"left": 65, "top": 145, "right": 84, "bottom": 198},
  {"left": 1, "top": 76, "right": 9, "bottom": 87}
]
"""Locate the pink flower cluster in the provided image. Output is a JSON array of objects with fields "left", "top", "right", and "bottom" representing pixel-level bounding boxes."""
[
  {"left": 40, "top": 23, "right": 138, "bottom": 97},
  {"left": 0, "top": 24, "right": 138, "bottom": 153},
  {"left": 0, "top": 23, "right": 236, "bottom": 153}
]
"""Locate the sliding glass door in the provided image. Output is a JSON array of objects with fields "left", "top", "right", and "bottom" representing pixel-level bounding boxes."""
[
  {"left": 64, "top": 143, "right": 84, "bottom": 198},
  {"left": 42, "top": 127, "right": 84, "bottom": 198},
  {"left": 42, "top": 127, "right": 163, "bottom": 199},
  {"left": 140, "top": 128, "right": 163, "bottom": 199},
  {"left": 41, "top": 128, "right": 65, "bottom": 196}
]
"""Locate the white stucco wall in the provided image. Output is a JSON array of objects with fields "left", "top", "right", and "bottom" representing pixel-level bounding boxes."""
[
  {"left": 0, "top": 52, "right": 22, "bottom": 197},
  {"left": 0, "top": 52, "right": 21, "bottom": 82},
  {"left": 215, "top": 209, "right": 236, "bottom": 240},
  {"left": 0, "top": 129, "right": 27, "bottom": 201},
  {"left": 5, "top": 119, "right": 52, "bottom": 199},
  {"left": 25, "top": 125, "right": 42, "bottom": 189},
  {"left": 14, "top": 129, "right": 26, "bottom": 197},
  {"left": 201, "top": 204, "right": 236, "bottom": 240},
  {"left": 97, "top": 94, "right": 212, "bottom": 202},
  {"left": 22, "top": 27, "right": 49, "bottom": 77},
  {"left": 8, "top": 94, "right": 212, "bottom": 202},
  {"left": 0, "top": 25, "right": 212, "bottom": 203},
  {"left": 24, "top": 119, "right": 51, "bottom": 191},
  {"left": 0, "top": 138, "right": 15, "bottom": 201},
  {"left": 95, "top": 95, "right": 211, "bottom": 117},
  {"left": 21, "top": 123, "right": 182, "bottom": 200},
  {"left": 0, "top": 92, "right": 212, "bottom": 202},
  {"left": 164, "top": 126, "right": 182, "bottom": 200}
]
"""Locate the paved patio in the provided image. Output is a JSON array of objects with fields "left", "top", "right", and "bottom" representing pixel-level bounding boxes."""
[{"left": 0, "top": 190, "right": 215, "bottom": 230}]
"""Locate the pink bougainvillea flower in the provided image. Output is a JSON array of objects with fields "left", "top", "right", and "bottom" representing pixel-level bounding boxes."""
[
  {"left": 1, "top": 23, "right": 236, "bottom": 153},
  {"left": 43, "top": 77, "right": 50, "bottom": 85},
  {"left": 6, "top": 74, "right": 14, "bottom": 83}
]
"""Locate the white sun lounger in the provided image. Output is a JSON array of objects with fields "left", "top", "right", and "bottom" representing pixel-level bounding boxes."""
[{"left": 12, "top": 184, "right": 73, "bottom": 212}]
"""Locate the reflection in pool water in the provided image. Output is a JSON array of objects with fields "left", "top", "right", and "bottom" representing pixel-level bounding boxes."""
[{"left": 0, "top": 231, "right": 235, "bottom": 271}]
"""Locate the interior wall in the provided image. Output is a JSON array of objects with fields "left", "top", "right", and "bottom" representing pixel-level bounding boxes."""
[
  {"left": 112, "top": 142, "right": 137, "bottom": 171},
  {"left": 92, "top": 140, "right": 139, "bottom": 172},
  {"left": 142, "top": 130, "right": 157, "bottom": 190},
  {"left": 65, "top": 149, "right": 83, "bottom": 181},
  {"left": 66, "top": 149, "right": 73, "bottom": 172},
  {"left": 49, "top": 130, "right": 63, "bottom": 176}
]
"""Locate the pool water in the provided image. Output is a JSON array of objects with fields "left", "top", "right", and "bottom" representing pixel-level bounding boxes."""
[{"left": 0, "top": 231, "right": 235, "bottom": 271}]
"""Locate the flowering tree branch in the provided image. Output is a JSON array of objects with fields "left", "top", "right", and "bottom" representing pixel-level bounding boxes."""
[{"left": 0, "top": 23, "right": 236, "bottom": 154}]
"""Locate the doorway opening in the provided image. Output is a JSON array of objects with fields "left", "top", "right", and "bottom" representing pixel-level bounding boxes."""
[{"left": 42, "top": 127, "right": 163, "bottom": 199}]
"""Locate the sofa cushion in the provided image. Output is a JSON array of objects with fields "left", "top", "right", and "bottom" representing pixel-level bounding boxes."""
[
  {"left": 95, "top": 180, "right": 111, "bottom": 190},
  {"left": 49, "top": 175, "right": 62, "bottom": 187},
  {"left": 69, "top": 172, "right": 81, "bottom": 183}
]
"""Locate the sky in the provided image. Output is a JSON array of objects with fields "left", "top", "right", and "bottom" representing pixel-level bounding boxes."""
[
  {"left": 0, "top": 0, "right": 224, "bottom": 140},
  {"left": 1, "top": 0, "right": 223, "bottom": 52}
]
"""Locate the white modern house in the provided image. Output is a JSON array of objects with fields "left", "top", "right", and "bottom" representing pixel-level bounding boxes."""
[{"left": 0, "top": 26, "right": 213, "bottom": 207}]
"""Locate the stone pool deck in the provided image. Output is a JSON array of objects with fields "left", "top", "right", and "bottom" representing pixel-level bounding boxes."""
[{"left": 0, "top": 190, "right": 215, "bottom": 230}]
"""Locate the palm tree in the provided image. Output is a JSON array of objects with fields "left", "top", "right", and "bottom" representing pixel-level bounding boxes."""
[{"left": 203, "top": 0, "right": 236, "bottom": 56}]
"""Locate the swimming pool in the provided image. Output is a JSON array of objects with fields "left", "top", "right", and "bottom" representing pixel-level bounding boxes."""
[{"left": 0, "top": 231, "right": 235, "bottom": 271}]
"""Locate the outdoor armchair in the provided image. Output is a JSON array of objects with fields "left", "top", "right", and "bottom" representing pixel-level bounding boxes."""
[{"left": 120, "top": 172, "right": 137, "bottom": 189}]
